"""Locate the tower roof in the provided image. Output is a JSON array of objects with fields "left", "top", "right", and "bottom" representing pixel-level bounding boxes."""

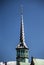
[{"left": 16, "top": 7, "right": 28, "bottom": 49}]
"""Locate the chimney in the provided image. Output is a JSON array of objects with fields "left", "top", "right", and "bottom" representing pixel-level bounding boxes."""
[
  {"left": 30, "top": 57, "right": 35, "bottom": 65},
  {"left": 5, "top": 62, "right": 7, "bottom": 65}
]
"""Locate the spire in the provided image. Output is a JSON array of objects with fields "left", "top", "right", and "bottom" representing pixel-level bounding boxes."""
[
  {"left": 20, "top": 5, "right": 25, "bottom": 43},
  {"left": 16, "top": 6, "right": 28, "bottom": 49},
  {"left": 20, "top": 14, "right": 25, "bottom": 43}
]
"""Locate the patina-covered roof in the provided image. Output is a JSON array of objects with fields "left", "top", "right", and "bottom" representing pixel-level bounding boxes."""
[{"left": 33, "top": 58, "right": 44, "bottom": 65}]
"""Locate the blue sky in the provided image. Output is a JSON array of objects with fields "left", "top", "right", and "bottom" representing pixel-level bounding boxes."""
[{"left": 0, "top": 0, "right": 44, "bottom": 62}]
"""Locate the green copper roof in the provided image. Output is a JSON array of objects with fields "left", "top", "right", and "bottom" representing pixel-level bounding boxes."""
[
  {"left": 20, "top": 62, "right": 30, "bottom": 65},
  {"left": 33, "top": 58, "right": 44, "bottom": 65},
  {"left": 20, "top": 58, "right": 44, "bottom": 65}
]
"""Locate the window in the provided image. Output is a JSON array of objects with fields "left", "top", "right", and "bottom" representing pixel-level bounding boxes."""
[
  {"left": 17, "top": 50, "right": 20, "bottom": 56},
  {"left": 20, "top": 49, "right": 25, "bottom": 57}
]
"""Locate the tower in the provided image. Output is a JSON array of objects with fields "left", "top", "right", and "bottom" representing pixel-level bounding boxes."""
[{"left": 16, "top": 7, "right": 29, "bottom": 65}]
